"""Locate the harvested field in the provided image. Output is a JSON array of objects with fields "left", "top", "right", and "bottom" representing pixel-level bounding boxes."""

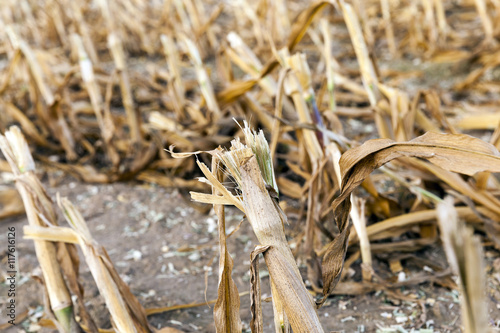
[{"left": 1, "top": 0, "right": 500, "bottom": 332}]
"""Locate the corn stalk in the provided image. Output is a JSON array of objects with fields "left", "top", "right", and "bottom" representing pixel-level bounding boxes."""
[
  {"left": 437, "top": 197, "right": 490, "bottom": 333},
  {"left": 189, "top": 123, "right": 324, "bottom": 332},
  {"left": 0, "top": 126, "right": 79, "bottom": 332}
]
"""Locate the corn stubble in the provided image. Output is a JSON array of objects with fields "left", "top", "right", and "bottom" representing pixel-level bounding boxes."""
[
  {"left": 437, "top": 197, "right": 490, "bottom": 333},
  {"left": 1, "top": 127, "right": 157, "bottom": 333},
  {"left": 189, "top": 124, "right": 324, "bottom": 332},
  {"left": 189, "top": 122, "right": 500, "bottom": 330},
  {"left": 0, "top": 126, "right": 87, "bottom": 332}
]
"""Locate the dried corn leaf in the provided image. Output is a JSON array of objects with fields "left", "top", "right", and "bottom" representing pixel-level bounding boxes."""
[
  {"left": 410, "top": 159, "right": 500, "bottom": 216},
  {"left": 137, "top": 171, "right": 207, "bottom": 191},
  {"left": 211, "top": 151, "right": 242, "bottom": 333},
  {"left": 249, "top": 245, "right": 269, "bottom": 333},
  {"left": 320, "top": 132, "right": 500, "bottom": 305},
  {"left": 349, "top": 206, "right": 486, "bottom": 245},
  {"left": 24, "top": 225, "right": 80, "bottom": 244},
  {"left": 277, "top": 177, "right": 302, "bottom": 199},
  {"left": 192, "top": 160, "right": 244, "bottom": 212}
]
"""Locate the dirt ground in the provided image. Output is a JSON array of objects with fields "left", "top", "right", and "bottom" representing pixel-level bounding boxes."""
[{"left": 1, "top": 174, "right": 499, "bottom": 333}]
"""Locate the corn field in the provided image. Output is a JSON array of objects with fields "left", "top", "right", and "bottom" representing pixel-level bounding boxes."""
[{"left": 1, "top": 0, "right": 500, "bottom": 332}]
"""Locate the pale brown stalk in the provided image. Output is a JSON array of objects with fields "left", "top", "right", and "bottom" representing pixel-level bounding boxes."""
[
  {"left": 69, "top": 0, "right": 99, "bottom": 64},
  {"left": 189, "top": 125, "right": 324, "bottom": 332},
  {"left": 95, "top": 0, "right": 116, "bottom": 31},
  {"left": 226, "top": 32, "right": 296, "bottom": 119},
  {"left": 19, "top": 0, "right": 42, "bottom": 45},
  {"left": 380, "top": 0, "right": 397, "bottom": 56},
  {"left": 236, "top": 0, "right": 264, "bottom": 48},
  {"left": 267, "top": 0, "right": 290, "bottom": 43},
  {"left": 182, "top": 35, "right": 221, "bottom": 118},
  {"left": 226, "top": 32, "right": 276, "bottom": 96},
  {"left": 6, "top": 27, "right": 76, "bottom": 160},
  {"left": 95, "top": 0, "right": 141, "bottom": 143},
  {"left": 72, "top": 34, "right": 119, "bottom": 166},
  {"left": 422, "top": 0, "right": 438, "bottom": 53},
  {"left": 25, "top": 195, "right": 151, "bottom": 333},
  {"left": 240, "top": 155, "right": 324, "bottom": 333},
  {"left": 340, "top": 2, "right": 380, "bottom": 105},
  {"left": 160, "top": 34, "right": 186, "bottom": 118},
  {"left": 352, "top": 0, "right": 374, "bottom": 47},
  {"left": 0, "top": 48, "right": 21, "bottom": 95},
  {"left": 193, "top": 0, "right": 218, "bottom": 48},
  {"left": 47, "top": 0, "right": 68, "bottom": 47},
  {"left": 173, "top": 0, "right": 193, "bottom": 34},
  {"left": 282, "top": 52, "right": 323, "bottom": 163},
  {"left": 57, "top": 197, "right": 151, "bottom": 333},
  {"left": 349, "top": 196, "right": 372, "bottom": 281},
  {"left": 320, "top": 19, "right": 337, "bottom": 113},
  {"left": 434, "top": 0, "right": 448, "bottom": 38},
  {"left": 108, "top": 33, "right": 142, "bottom": 144},
  {"left": 474, "top": 0, "right": 494, "bottom": 45},
  {"left": 437, "top": 197, "right": 490, "bottom": 333},
  {"left": 0, "top": 127, "right": 78, "bottom": 332},
  {"left": 340, "top": 1, "right": 392, "bottom": 139}
]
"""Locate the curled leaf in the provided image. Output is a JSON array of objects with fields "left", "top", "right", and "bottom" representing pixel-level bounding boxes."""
[{"left": 320, "top": 132, "right": 500, "bottom": 305}]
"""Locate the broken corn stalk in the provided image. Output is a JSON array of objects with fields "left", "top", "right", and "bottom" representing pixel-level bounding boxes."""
[
  {"left": 108, "top": 32, "right": 142, "bottom": 144},
  {"left": 349, "top": 196, "right": 372, "bottom": 281},
  {"left": 282, "top": 51, "right": 324, "bottom": 164},
  {"left": 0, "top": 126, "right": 78, "bottom": 332},
  {"left": 72, "top": 33, "right": 119, "bottom": 166},
  {"left": 437, "top": 197, "right": 490, "bottom": 333},
  {"left": 182, "top": 35, "right": 221, "bottom": 117},
  {"left": 190, "top": 122, "right": 324, "bottom": 332},
  {"left": 25, "top": 195, "right": 152, "bottom": 333},
  {"left": 58, "top": 197, "right": 150, "bottom": 333}
]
